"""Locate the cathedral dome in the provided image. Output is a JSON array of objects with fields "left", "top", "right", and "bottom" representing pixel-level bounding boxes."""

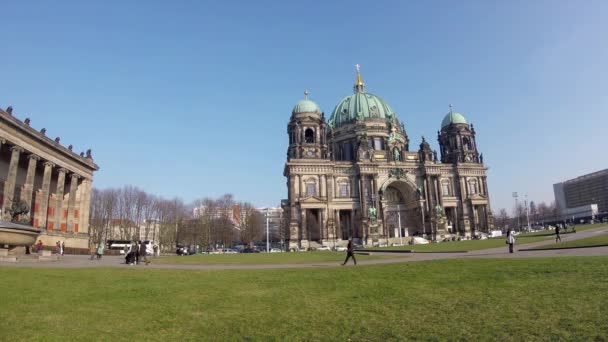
[
  {"left": 292, "top": 99, "right": 321, "bottom": 114},
  {"left": 329, "top": 92, "right": 395, "bottom": 128},
  {"left": 328, "top": 66, "right": 397, "bottom": 129},
  {"left": 441, "top": 108, "right": 468, "bottom": 128}
]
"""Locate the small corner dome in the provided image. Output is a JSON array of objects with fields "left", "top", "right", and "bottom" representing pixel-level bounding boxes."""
[
  {"left": 441, "top": 111, "right": 468, "bottom": 129},
  {"left": 292, "top": 99, "right": 321, "bottom": 114}
]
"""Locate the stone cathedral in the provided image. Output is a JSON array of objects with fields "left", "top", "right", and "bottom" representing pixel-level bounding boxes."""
[{"left": 283, "top": 67, "right": 494, "bottom": 248}]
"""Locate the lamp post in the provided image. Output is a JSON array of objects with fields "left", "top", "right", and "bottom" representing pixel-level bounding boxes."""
[
  {"left": 524, "top": 195, "right": 531, "bottom": 232},
  {"left": 512, "top": 192, "right": 520, "bottom": 231}
]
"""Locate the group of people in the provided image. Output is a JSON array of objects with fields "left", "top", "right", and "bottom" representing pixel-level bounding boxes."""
[
  {"left": 55, "top": 241, "right": 66, "bottom": 256},
  {"left": 125, "top": 241, "right": 152, "bottom": 266}
]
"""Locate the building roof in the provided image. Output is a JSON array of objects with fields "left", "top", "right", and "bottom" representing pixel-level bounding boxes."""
[
  {"left": 441, "top": 107, "right": 468, "bottom": 128},
  {"left": 292, "top": 99, "right": 321, "bottom": 114}
]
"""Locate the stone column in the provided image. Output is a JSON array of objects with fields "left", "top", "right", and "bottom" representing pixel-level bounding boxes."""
[
  {"left": 2, "top": 146, "right": 23, "bottom": 218},
  {"left": 39, "top": 161, "right": 55, "bottom": 229},
  {"left": 54, "top": 168, "right": 67, "bottom": 231},
  {"left": 20, "top": 154, "right": 39, "bottom": 207},
  {"left": 82, "top": 179, "right": 93, "bottom": 234},
  {"left": 67, "top": 173, "right": 80, "bottom": 233},
  {"left": 300, "top": 209, "right": 308, "bottom": 248},
  {"left": 435, "top": 177, "right": 443, "bottom": 206},
  {"left": 320, "top": 175, "right": 326, "bottom": 197},
  {"left": 335, "top": 209, "right": 341, "bottom": 240},
  {"left": 349, "top": 210, "right": 355, "bottom": 238},
  {"left": 360, "top": 175, "right": 368, "bottom": 218},
  {"left": 319, "top": 209, "right": 324, "bottom": 240}
]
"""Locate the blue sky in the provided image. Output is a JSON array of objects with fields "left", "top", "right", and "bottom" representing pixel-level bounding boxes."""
[{"left": 1, "top": 0, "right": 607, "bottom": 213}]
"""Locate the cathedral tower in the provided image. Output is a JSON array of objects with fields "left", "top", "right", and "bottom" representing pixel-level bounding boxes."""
[{"left": 438, "top": 105, "right": 481, "bottom": 164}]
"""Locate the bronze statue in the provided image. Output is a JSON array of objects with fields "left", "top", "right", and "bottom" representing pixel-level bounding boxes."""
[
  {"left": 7, "top": 199, "right": 30, "bottom": 224},
  {"left": 368, "top": 206, "right": 378, "bottom": 221}
]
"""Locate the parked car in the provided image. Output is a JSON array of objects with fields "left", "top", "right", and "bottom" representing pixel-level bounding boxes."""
[
  {"left": 316, "top": 246, "right": 331, "bottom": 251},
  {"left": 270, "top": 248, "right": 282, "bottom": 253},
  {"left": 411, "top": 237, "right": 429, "bottom": 245},
  {"left": 223, "top": 248, "right": 238, "bottom": 254},
  {"left": 241, "top": 248, "right": 260, "bottom": 253},
  {"left": 334, "top": 246, "right": 347, "bottom": 252}
]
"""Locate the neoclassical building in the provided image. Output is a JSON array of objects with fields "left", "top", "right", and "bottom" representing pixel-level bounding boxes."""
[
  {"left": 283, "top": 67, "right": 493, "bottom": 248},
  {"left": 0, "top": 106, "right": 98, "bottom": 250}
]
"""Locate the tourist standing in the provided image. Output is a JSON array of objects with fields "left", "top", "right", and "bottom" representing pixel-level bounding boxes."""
[
  {"left": 342, "top": 239, "right": 357, "bottom": 266},
  {"left": 506, "top": 230, "right": 516, "bottom": 253},
  {"left": 139, "top": 241, "right": 150, "bottom": 265},
  {"left": 555, "top": 225, "right": 562, "bottom": 243},
  {"left": 60, "top": 241, "right": 65, "bottom": 256}
]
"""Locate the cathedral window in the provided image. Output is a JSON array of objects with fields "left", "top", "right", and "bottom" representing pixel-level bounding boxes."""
[
  {"left": 305, "top": 128, "right": 315, "bottom": 143},
  {"left": 468, "top": 179, "right": 478, "bottom": 195},
  {"left": 441, "top": 180, "right": 451, "bottom": 196},
  {"left": 306, "top": 182, "right": 316, "bottom": 196},
  {"left": 463, "top": 137, "right": 471, "bottom": 150},
  {"left": 373, "top": 137, "right": 384, "bottom": 150},
  {"left": 339, "top": 183, "right": 349, "bottom": 197}
]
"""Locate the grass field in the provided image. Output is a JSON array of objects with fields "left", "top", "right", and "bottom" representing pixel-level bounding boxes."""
[
  {"left": 534, "top": 232, "right": 608, "bottom": 250},
  {"left": 154, "top": 251, "right": 396, "bottom": 265},
  {"left": 362, "top": 223, "right": 608, "bottom": 252},
  {"left": 518, "top": 223, "right": 607, "bottom": 237},
  {"left": 363, "top": 235, "right": 552, "bottom": 252},
  {"left": 1, "top": 257, "right": 607, "bottom": 341}
]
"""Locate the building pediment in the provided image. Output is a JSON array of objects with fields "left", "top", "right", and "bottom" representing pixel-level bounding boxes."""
[{"left": 299, "top": 196, "right": 326, "bottom": 207}]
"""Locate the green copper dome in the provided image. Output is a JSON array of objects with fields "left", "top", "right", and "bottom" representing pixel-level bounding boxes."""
[
  {"left": 292, "top": 99, "right": 321, "bottom": 114},
  {"left": 441, "top": 110, "right": 468, "bottom": 128},
  {"left": 328, "top": 92, "right": 396, "bottom": 128}
]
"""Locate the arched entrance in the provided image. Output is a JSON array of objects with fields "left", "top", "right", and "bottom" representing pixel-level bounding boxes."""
[{"left": 380, "top": 180, "right": 423, "bottom": 240}]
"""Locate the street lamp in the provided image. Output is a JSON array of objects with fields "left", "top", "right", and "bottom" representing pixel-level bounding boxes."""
[
  {"left": 512, "top": 192, "right": 520, "bottom": 231},
  {"left": 524, "top": 194, "right": 531, "bottom": 232}
]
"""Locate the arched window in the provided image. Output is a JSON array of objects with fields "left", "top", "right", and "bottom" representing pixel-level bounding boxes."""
[
  {"left": 305, "top": 128, "right": 315, "bottom": 143},
  {"left": 468, "top": 179, "right": 478, "bottom": 195},
  {"left": 441, "top": 179, "right": 451, "bottom": 196}
]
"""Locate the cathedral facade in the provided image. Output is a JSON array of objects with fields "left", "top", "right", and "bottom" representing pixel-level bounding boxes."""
[{"left": 283, "top": 68, "right": 494, "bottom": 248}]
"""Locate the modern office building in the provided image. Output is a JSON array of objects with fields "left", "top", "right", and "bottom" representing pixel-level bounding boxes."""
[{"left": 554, "top": 169, "right": 608, "bottom": 214}]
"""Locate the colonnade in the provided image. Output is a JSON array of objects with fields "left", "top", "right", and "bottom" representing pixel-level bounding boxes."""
[{"left": 0, "top": 139, "right": 92, "bottom": 234}]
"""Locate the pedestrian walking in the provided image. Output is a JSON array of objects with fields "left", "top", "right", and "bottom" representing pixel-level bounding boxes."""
[
  {"left": 342, "top": 239, "right": 357, "bottom": 265},
  {"left": 96, "top": 244, "right": 104, "bottom": 260},
  {"left": 555, "top": 225, "right": 562, "bottom": 243},
  {"left": 506, "top": 230, "right": 516, "bottom": 253},
  {"left": 60, "top": 241, "right": 65, "bottom": 256},
  {"left": 35, "top": 240, "right": 43, "bottom": 254},
  {"left": 139, "top": 241, "right": 150, "bottom": 265}
]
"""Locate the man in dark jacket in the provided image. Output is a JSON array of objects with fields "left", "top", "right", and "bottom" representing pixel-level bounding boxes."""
[
  {"left": 342, "top": 239, "right": 357, "bottom": 266},
  {"left": 139, "top": 241, "right": 150, "bottom": 265}
]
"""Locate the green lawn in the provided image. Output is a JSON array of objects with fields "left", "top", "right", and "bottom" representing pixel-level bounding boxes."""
[
  {"left": 534, "top": 232, "right": 608, "bottom": 250},
  {"left": 1, "top": 257, "right": 607, "bottom": 341},
  {"left": 154, "top": 251, "right": 396, "bottom": 265},
  {"left": 363, "top": 235, "right": 552, "bottom": 252},
  {"left": 519, "top": 223, "right": 607, "bottom": 237}
]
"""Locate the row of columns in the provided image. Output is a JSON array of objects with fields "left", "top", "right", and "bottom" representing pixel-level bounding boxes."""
[{"left": 0, "top": 140, "right": 91, "bottom": 233}]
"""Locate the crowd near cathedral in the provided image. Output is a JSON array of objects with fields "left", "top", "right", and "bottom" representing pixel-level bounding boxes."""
[{"left": 283, "top": 66, "right": 494, "bottom": 248}]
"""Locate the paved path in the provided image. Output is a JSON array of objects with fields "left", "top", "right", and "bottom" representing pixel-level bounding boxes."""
[{"left": 2, "top": 226, "right": 607, "bottom": 270}]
